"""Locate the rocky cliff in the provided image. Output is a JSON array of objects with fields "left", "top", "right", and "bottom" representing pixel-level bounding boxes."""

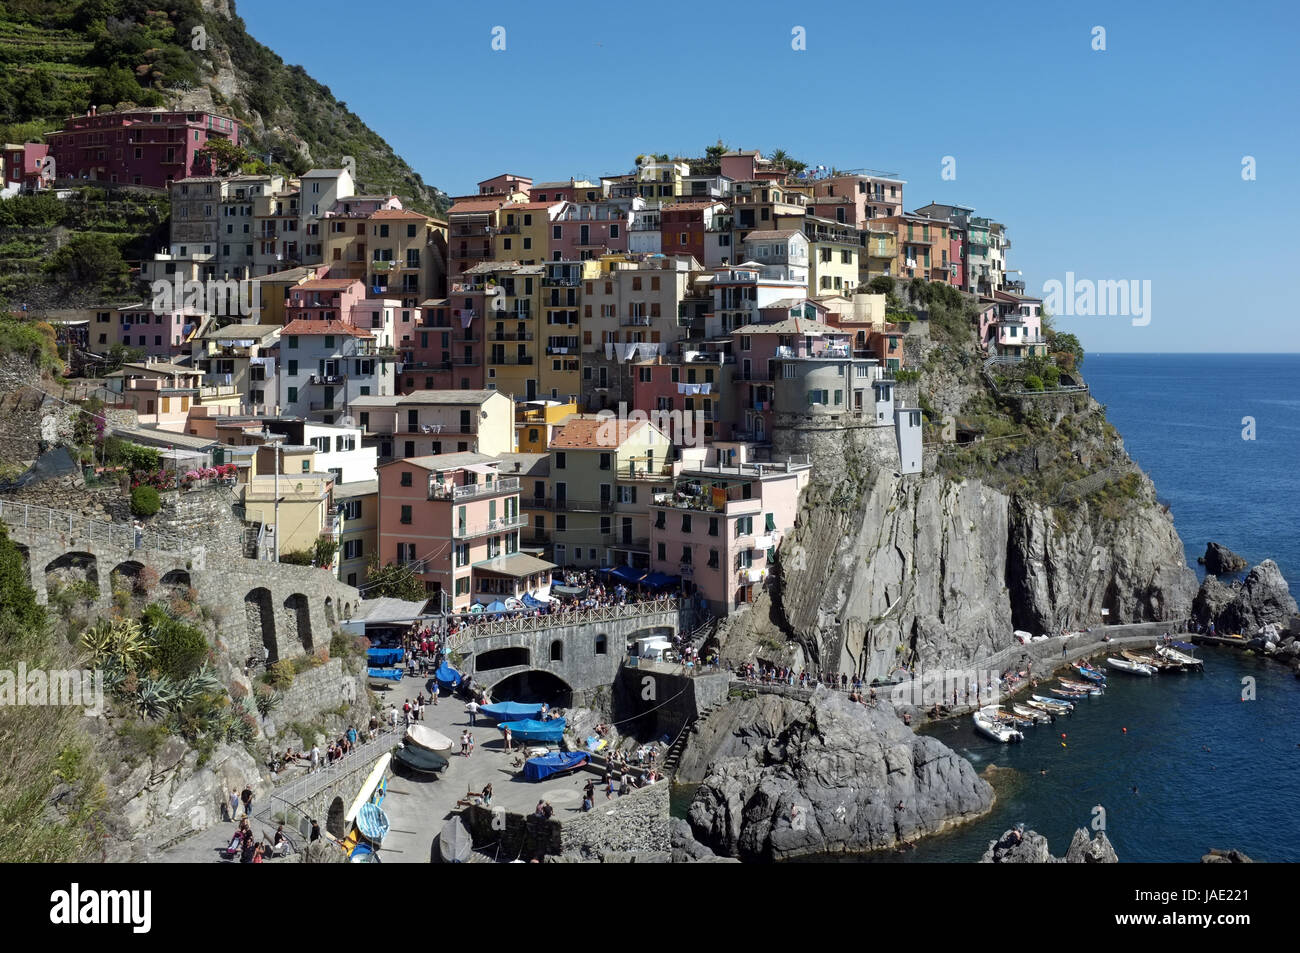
[{"left": 684, "top": 689, "right": 993, "bottom": 861}]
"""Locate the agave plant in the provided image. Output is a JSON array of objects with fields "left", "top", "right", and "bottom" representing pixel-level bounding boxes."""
[
  {"left": 82, "top": 618, "right": 150, "bottom": 669},
  {"left": 135, "top": 674, "right": 177, "bottom": 719},
  {"left": 253, "top": 687, "right": 283, "bottom": 717},
  {"left": 172, "top": 665, "right": 222, "bottom": 707}
]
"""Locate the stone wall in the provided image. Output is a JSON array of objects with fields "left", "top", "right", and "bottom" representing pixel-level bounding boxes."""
[
  {"left": 557, "top": 778, "right": 670, "bottom": 858},
  {"left": 771, "top": 415, "right": 899, "bottom": 486},
  {"left": 463, "top": 804, "right": 560, "bottom": 861},
  {"left": 272, "top": 658, "right": 360, "bottom": 730}
]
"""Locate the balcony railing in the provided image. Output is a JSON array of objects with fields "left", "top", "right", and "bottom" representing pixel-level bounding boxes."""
[
  {"left": 542, "top": 276, "right": 582, "bottom": 287},
  {"left": 558, "top": 498, "right": 614, "bottom": 513},
  {"left": 429, "top": 477, "right": 520, "bottom": 501},
  {"left": 488, "top": 331, "right": 534, "bottom": 341},
  {"left": 453, "top": 514, "right": 528, "bottom": 538}
]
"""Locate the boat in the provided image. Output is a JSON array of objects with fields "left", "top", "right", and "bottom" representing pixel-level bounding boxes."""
[
  {"left": 366, "top": 647, "right": 404, "bottom": 666},
  {"left": 498, "top": 717, "right": 566, "bottom": 744},
  {"left": 522, "top": 750, "right": 590, "bottom": 782},
  {"left": 405, "top": 724, "right": 454, "bottom": 753},
  {"left": 367, "top": 666, "right": 404, "bottom": 686},
  {"left": 439, "top": 816, "right": 472, "bottom": 863},
  {"left": 392, "top": 743, "right": 450, "bottom": 775},
  {"left": 973, "top": 706, "right": 1023, "bottom": 743},
  {"left": 1106, "top": 656, "right": 1157, "bottom": 676},
  {"left": 1050, "top": 686, "right": 1090, "bottom": 699},
  {"left": 1157, "top": 644, "right": 1204, "bottom": 669},
  {"left": 479, "top": 701, "right": 544, "bottom": 721},
  {"left": 1058, "top": 678, "right": 1103, "bottom": 695},
  {"left": 1024, "top": 699, "right": 1068, "bottom": 716},
  {"left": 356, "top": 802, "right": 390, "bottom": 844},
  {"left": 348, "top": 843, "right": 380, "bottom": 863},
  {"left": 1072, "top": 663, "right": 1107, "bottom": 684},
  {"left": 345, "top": 754, "right": 391, "bottom": 827},
  {"left": 995, "top": 708, "right": 1036, "bottom": 728},
  {"left": 1121, "top": 649, "right": 1172, "bottom": 669},
  {"left": 435, "top": 661, "right": 462, "bottom": 690},
  {"left": 1031, "top": 694, "right": 1074, "bottom": 711},
  {"left": 1012, "top": 704, "right": 1052, "bottom": 723}
]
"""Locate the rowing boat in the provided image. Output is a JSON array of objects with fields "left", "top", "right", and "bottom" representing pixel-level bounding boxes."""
[
  {"left": 1106, "top": 656, "right": 1157, "bottom": 676},
  {"left": 1072, "top": 663, "right": 1107, "bottom": 684},
  {"left": 1031, "top": 694, "right": 1075, "bottom": 711},
  {"left": 1157, "top": 644, "right": 1204, "bottom": 669},
  {"left": 1012, "top": 704, "right": 1052, "bottom": 723},
  {"left": 1058, "top": 678, "right": 1103, "bottom": 694}
]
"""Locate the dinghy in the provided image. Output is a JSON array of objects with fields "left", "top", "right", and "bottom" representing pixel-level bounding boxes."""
[
  {"left": 405, "top": 724, "right": 454, "bottom": 753},
  {"left": 392, "top": 743, "right": 450, "bottom": 775},
  {"left": 367, "top": 666, "right": 404, "bottom": 688},
  {"left": 1058, "top": 678, "right": 1103, "bottom": 695},
  {"left": 973, "top": 705, "right": 1023, "bottom": 743},
  {"left": 1157, "top": 644, "right": 1204, "bottom": 669},
  {"left": 1012, "top": 704, "right": 1051, "bottom": 724},
  {"left": 439, "top": 815, "right": 473, "bottom": 863},
  {"left": 1072, "top": 663, "right": 1107, "bottom": 684},
  {"left": 1107, "top": 656, "right": 1157, "bottom": 676},
  {"left": 356, "top": 802, "right": 390, "bottom": 844},
  {"left": 497, "top": 717, "right": 566, "bottom": 744},
  {"left": 522, "top": 750, "right": 590, "bottom": 782},
  {"left": 1031, "top": 694, "right": 1074, "bottom": 711}
]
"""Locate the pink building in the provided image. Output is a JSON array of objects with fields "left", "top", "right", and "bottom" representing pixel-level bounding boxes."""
[
  {"left": 376, "top": 452, "right": 553, "bottom": 611},
  {"left": 113, "top": 304, "right": 200, "bottom": 358},
  {"left": 285, "top": 278, "right": 367, "bottom": 323},
  {"left": 45, "top": 108, "right": 239, "bottom": 189},
  {"left": 3, "top": 142, "right": 50, "bottom": 191},
  {"left": 551, "top": 201, "right": 631, "bottom": 260},
  {"left": 629, "top": 352, "right": 730, "bottom": 445},
  {"left": 648, "top": 457, "right": 812, "bottom": 614}
]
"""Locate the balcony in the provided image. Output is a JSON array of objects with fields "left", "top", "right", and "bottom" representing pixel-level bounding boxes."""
[
  {"left": 488, "top": 331, "right": 534, "bottom": 341},
  {"left": 453, "top": 514, "right": 528, "bottom": 538},
  {"left": 620, "top": 315, "right": 652, "bottom": 327},
  {"left": 429, "top": 476, "right": 520, "bottom": 501},
  {"left": 561, "top": 498, "right": 615, "bottom": 513},
  {"left": 490, "top": 355, "right": 534, "bottom": 366},
  {"left": 309, "top": 373, "right": 344, "bottom": 385},
  {"left": 398, "top": 558, "right": 427, "bottom": 573},
  {"left": 542, "top": 276, "right": 582, "bottom": 287},
  {"left": 497, "top": 225, "right": 521, "bottom": 234}
]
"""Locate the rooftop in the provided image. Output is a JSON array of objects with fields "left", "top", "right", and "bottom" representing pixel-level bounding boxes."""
[{"left": 279, "top": 318, "right": 372, "bottom": 338}]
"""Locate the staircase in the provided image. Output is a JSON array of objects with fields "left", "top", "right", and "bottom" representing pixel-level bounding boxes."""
[{"left": 661, "top": 700, "right": 725, "bottom": 777}]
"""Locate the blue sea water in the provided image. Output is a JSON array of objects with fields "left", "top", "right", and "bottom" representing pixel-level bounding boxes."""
[{"left": 1083, "top": 353, "right": 1300, "bottom": 581}]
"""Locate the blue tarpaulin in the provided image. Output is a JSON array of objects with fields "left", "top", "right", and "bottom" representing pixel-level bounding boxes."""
[
  {"left": 481, "top": 701, "right": 543, "bottom": 720},
  {"left": 485, "top": 600, "right": 508, "bottom": 613},
  {"left": 367, "top": 667, "right": 404, "bottom": 681},
  {"left": 367, "top": 647, "right": 404, "bottom": 666},
  {"left": 609, "top": 565, "right": 645, "bottom": 584},
  {"left": 522, "top": 592, "right": 549, "bottom": 608},
  {"left": 641, "top": 571, "right": 677, "bottom": 589},
  {"left": 523, "top": 751, "right": 589, "bottom": 782},
  {"left": 435, "top": 662, "right": 461, "bottom": 689}
]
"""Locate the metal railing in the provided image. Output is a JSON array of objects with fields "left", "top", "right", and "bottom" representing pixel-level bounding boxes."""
[
  {"left": 0, "top": 499, "right": 193, "bottom": 553},
  {"left": 430, "top": 477, "right": 520, "bottom": 501},
  {"left": 448, "top": 597, "right": 680, "bottom": 646},
  {"left": 454, "top": 514, "right": 528, "bottom": 538}
]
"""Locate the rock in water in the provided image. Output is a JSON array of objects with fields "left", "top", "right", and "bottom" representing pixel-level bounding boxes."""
[
  {"left": 1201, "top": 848, "right": 1253, "bottom": 863},
  {"left": 981, "top": 827, "right": 1117, "bottom": 863},
  {"left": 1201, "top": 542, "right": 1248, "bottom": 575},
  {"left": 686, "top": 688, "right": 992, "bottom": 861},
  {"left": 1194, "top": 559, "right": 1298, "bottom": 635}
]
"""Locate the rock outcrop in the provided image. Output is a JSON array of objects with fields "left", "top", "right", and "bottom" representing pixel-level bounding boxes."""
[
  {"left": 1201, "top": 848, "right": 1253, "bottom": 863},
  {"left": 686, "top": 689, "right": 992, "bottom": 861},
  {"left": 1193, "top": 560, "right": 1298, "bottom": 636},
  {"left": 724, "top": 466, "right": 1197, "bottom": 681},
  {"left": 980, "top": 827, "right": 1118, "bottom": 863},
  {"left": 1200, "top": 542, "right": 1248, "bottom": 575}
]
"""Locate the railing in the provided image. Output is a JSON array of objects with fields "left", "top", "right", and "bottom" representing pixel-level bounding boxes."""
[
  {"left": 430, "top": 477, "right": 520, "bottom": 501},
  {"left": 0, "top": 499, "right": 193, "bottom": 553},
  {"left": 308, "top": 374, "right": 343, "bottom": 385},
  {"left": 488, "top": 331, "right": 533, "bottom": 341},
  {"left": 542, "top": 276, "right": 582, "bottom": 287},
  {"left": 561, "top": 499, "right": 615, "bottom": 513},
  {"left": 449, "top": 597, "right": 680, "bottom": 645},
  {"left": 454, "top": 514, "right": 528, "bottom": 537}
]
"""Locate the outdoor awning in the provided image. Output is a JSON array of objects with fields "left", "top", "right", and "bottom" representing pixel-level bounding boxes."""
[
  {"left": 472, "top": 552, "right": 556, "bottom": 578},
  {"left": 610, "top": 565, "right": 646, "bottom": 584},
  {"left": 642, "top": 571, "right": 678, "bottom": 589},
  {"left": 552, "top": 584, "right": 585, "bottom": 597},
  {"left": 484, "top": 600, "right": 508, "bottom": 613}
]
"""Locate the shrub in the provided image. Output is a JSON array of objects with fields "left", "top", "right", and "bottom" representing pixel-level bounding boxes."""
[
  {"left": 143, "top": 611, "right": 207, "bottom": 682},
  {"left": 1043, "top": 366, "right": 1061, "bottom": 389},
  {"left": 130, "top": 485, "right": 160, "bottom": 517},
  {"left": 266, "top": 660, "right": 295, "bottom": 689},
  {"left": 1023, "top": 374, "right": 1044, "bottom": 392}
]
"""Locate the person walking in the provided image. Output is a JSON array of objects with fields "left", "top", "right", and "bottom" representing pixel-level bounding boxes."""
[
  {"left": 228, "top": 788, "right": 240, "bottom": 822},
  {"left": 466, "top": 732, "right": 474, "bottom": 757},
  {"left": 309, "top": 743, "right": 321, "bottom": 773},
  {"left": 503, "top": 725, "right": 512, "bottom": 753},
  {"left": 240, "top": 785, "right": 254, "bottom": 818},
  {"left": 460, "top": 730, "right": 470, "bottom": 757},
  {"left": 466, "top": 700, "right": 479, "bottom": 726}
]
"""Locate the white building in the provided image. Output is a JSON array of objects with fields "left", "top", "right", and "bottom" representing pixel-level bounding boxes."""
[
  {"left": 300, "top": 167, "right": 355, "bottom": 261},
  {"left": 300, "top": 421, "right": 378, "bottom": 484},
  {"left": 277, "top": 318, "right": 394, "bottom": 424}
]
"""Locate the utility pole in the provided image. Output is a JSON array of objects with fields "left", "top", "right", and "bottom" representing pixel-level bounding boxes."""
[{"left": 261, "top": 426, "right": 283, "bottom": 561}]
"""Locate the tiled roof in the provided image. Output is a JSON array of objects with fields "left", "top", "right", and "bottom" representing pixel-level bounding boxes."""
[
  {"left": 294, "top": 278, "right": 361, "bottom": 290},
  {"left": 280, "top": 318, "right": 372, "bottom": 338},
  {"left": 549, "top": 416, "right": 655, "bottom": 450},
  {"left": 448, "top": 198, "right": 507, "bottom": 214},
  {"left": 370, "top": 208, "right": 428, "bottom": 220},
  {"left": 743, "top": 229, "right": 804, "bottom": 241}
]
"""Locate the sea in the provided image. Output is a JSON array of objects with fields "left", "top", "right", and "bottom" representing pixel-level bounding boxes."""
[{"left": 689, "top": 354, "right": 1300, "bottom": 863}]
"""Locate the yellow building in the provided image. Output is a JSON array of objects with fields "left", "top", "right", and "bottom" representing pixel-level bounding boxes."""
[
  {"left": 515, "top": 399, "right": 579, "bottom": 452},
  {"left": 335, "top": 479, "right": 378, "bottom": 588},
  {"left": 321, "top": 207, "right": 443, "bottom": 307},
  {"left": 861, "top": 227, "right": 898, "bottom": 282},
  {"left": 540, "top": 259, "right": 600, "bottom": 402},
  {"left": 804, "top": 216, "right": 861, "bottom": 297},
  {"left": 241, "top": 472, "right": 335, "bottom": 558},
  {"left": 547, "top": 415, "right": 673, "bottom": 569},
  {"left": 494, "top": 201, "right": 560, "bottom": 265},
  {"left": 459, "top": 261, "right": 545, "bottom": 401}
]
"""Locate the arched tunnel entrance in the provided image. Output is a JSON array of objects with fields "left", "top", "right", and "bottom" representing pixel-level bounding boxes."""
[{"left": 489, "top": 670, "right": 573, "bottom": 708}]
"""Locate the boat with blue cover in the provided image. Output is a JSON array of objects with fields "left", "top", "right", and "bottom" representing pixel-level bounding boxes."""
[
  {"left": 367, "top": 647, "right": 404, "bottom": 666},
  {"left": 393, "top": 743, "right": 449, "bottom": 775},
  {"left": 357, "top": 802, "right": 390, "bottom": 843},
  {"left": 435, "top": 662, "right": 462, "bottom": 690},
  {"left": 498, "top": 717, "right": 566, "bottom": 744},
  {"left": 522, "top": 750, "right": 589, "bottom": 782},
  {"left": 480, "top": 701, "right": 544, "bottom": 721},
  {"left": 367, "top": 667, "right": 404, "bottom": 686}
]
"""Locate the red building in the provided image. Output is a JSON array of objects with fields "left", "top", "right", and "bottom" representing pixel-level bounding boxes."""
[
  {"left": 659, "top": 200, "right": 723, "bottom": 265},
  {"left": 44, "top": 108, "right": 239, "bottom": 189},
  {"left": 3, "top": 142, "right": 50, "bottom": 191}
]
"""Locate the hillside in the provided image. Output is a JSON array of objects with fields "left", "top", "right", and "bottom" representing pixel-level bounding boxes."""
[{"left": 0, "top": 0, "right": 446, "bottom": 213}]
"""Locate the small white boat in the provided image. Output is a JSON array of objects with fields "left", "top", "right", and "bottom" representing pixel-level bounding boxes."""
[
  {"left": 1013, "top": 704, "right": 1051, "bottom": 723},
  {"left": 1156, "top": 645, "right": 1204, "bottom": 669},
  {"left": 405, "top": 724, "right": 454, "bottom": 753},
  {"left": 1106, "top": 656, "right": 1157, "bottom": 676},
  {"left": 973, "top": 706, "right": 1023, "bottom": 743}
]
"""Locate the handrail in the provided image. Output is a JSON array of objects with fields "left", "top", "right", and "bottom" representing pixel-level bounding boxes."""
[
  {"left": 448, "top": 598, "right": 680, "bottom": 645},
  {"left": 0, "top": 498, "right": 193, "bottom": 553}
]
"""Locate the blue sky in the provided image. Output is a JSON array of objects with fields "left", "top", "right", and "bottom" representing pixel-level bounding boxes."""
[{"left": 237, "top": 0, "right": 1299, "bottom": 353}]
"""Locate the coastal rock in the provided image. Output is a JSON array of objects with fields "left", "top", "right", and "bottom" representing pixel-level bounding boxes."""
[
  {"left": 686, "top": 689, "right": 992, "bottom": 861},
  {"left": 670, "top": 818, "right": 739, "bottom": 863},
  {"left": 1201, "top": 848, "right": 1253, "bottom": 863},
  {"left": 980, "top": 827, "right": 1118, "bottom": 863},
  {"left": 1201, "top": 542, "right": 1248, "bottom": 575},
  {"left": 1194, "top": 560, "right": 1298, "bottom": 636}
]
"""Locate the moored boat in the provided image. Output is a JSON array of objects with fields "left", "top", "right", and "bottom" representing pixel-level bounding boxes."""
[
  {"left": 1058, "top": 678, "right": 1103, "bottom": 695},
  {"left": 1072, "top": 663, "right": 1107, "bottom": 684},
  {"left": 479, "top": 701, "right": 544, "bottom": 721},
  {"left": 522, "top": 750, "right": 590, "bottom": 782},
  {"left": 1107, "top": 656, "right": 1157, "bottom": 676},
  {"left": 1031, "top": 694, "right": 1075, "bottom": 711},
  {"left": 498, "top": 717, "right": 566, "bottom": 744},
  {"left": 1013, "top": 703, "right": 1052, "bottom": 723},
  {"left": 405, "top": 724, "right": 454, "bottom": 753},
  {"left": 392, "top": 742, "right": 450, "bottom": 775},
  {"left": 1157, "top": 643, "right": 1204, "bottom": 669},
  {"left": 356, "top": 801, "right": 390, "bottom": 844},
  {"left": 973, "top": 706, "right": 1023, "bottom": 743}
]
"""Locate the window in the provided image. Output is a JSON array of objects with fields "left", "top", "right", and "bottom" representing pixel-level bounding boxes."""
[
  {"left": 550, "top": 640, "right": 563, "bottom": 662},
  {"left": 400, "top": 471, "right": 413, "bottom": 487},
  {"left": 343, "top": 500, "right": 362, "bottom": 520},
  {"left": 343, "top": 538, "right": 363, "bottom": 560},
  {"left": 657, "top": 542, "right": 666, "bottom": 561},
  {"left": 287, "top": 386, "right": 298, "bottom": 403},
  {"left": 681, "top": 514, "right": 692, "bottom": 533},
  {"left": 595, "top": 634, "right": 607, "bottom": 655},
  {"left": 708, "top": 517, "right": 719, "bottom": 537},
  {"left": 599, "top": 453, "right": 611, "bottom": 471},
  {"left": 288, "top": 336, "right": 299, "bottom": 349},
  {"left": 555, "top": 452, "right": 566, "bottom": 469},
  {"left": 400, "top": 505, "right": 412, "bottom": 524}
]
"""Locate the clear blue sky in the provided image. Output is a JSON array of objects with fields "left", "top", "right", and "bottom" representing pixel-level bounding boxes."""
[{"left": 237, "top": 0, "right": 1299, "bottom": 354}]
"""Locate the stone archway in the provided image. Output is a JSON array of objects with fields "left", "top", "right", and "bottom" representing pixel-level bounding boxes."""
[
  {"left": 110, "top": 559, "right": 148, "bottom": 597},
  {"left": 284, "top": 593, "right": 312, "bottom": 654},
  {"left": 489, "top": 669, "right": 573, "bottom": 708},
  {"left": 160, "top": 568, "right": 190, "bottom": 597},
  {"left": 45, "top": 551, "right": 98, "bottom": 600},
  {"left": 245, "top": 587, "right": 278, "bottom": 664},
  {"left": 325, "top": 796, "right": 347, "bottom": 839}
]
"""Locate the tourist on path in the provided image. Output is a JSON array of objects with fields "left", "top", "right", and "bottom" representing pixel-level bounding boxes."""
[
  {"left": 240, "top": 785, "right": 254, "bottom": 818},
  {"left": 460, "top": 730, "right": 470, "bottom": 757},
  {"left": 228, "top": 788, "right": 239, "bottom": 822},
  {"left": 503, "top": 726, "right": 512, "bottom": 752},
  {"left": 467, "top": 700, "right": 479, "bottom": 726}
]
